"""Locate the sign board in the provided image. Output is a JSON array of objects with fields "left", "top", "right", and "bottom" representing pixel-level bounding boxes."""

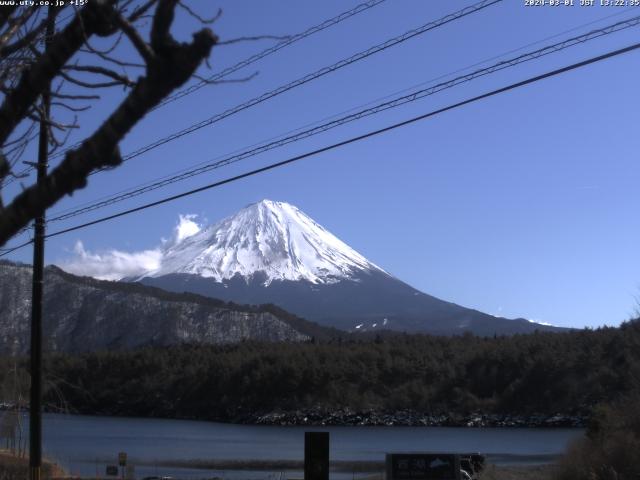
[
  {"left": 118, "top": 452, "right": 127, "bottom": 467},
  {"left": 106, "top": 465, "right": 119, "bottom": 476},
  {"left": 304, "top": 432, "right": 329, "bottom": 480},
  {"left": 386, "top": 453, "right": 461, "bottom": 480}
]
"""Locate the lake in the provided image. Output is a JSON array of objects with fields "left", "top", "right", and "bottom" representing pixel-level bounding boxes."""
[{"left": 12, "top": 413, "right": 584, "bottom": 479}]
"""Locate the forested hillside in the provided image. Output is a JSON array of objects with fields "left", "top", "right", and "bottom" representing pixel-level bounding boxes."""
[
  {"left": 0, "top": 261, "right": 340, "bottom": 354},
  {"left": 2, "top": 319, "right": 636, "bottom": 423}
]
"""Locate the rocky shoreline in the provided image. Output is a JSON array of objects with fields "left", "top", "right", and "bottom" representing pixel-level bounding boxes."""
[
  {"left": 235, "top": 408, "right": 587, "bottom": 428},
  {"left": 2, "top": 404, "right": 587, "bottom": 428}
]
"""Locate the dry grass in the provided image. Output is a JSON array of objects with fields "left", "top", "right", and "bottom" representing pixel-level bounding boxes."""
[
  {"left": 0, "top": 450, "right": 66, "bottom": 480},
  {"left": 151, "top": 458, "right": 386, "bottom": 473},
  {"left": 552, "top": 434, "right": 640, "bottom": 480},
  {"left": 151, "top": 458, "right": 555, "bottom": 479},
  {"left": 551, "top": 394, "right": 640, "bottom": 480}
]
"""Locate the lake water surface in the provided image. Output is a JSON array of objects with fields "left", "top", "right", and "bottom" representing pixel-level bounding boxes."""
[{"left": 23, "top": 413, "right": 584, "bottom": 479}]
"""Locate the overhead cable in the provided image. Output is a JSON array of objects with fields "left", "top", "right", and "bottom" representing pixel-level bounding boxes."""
[
  {"left": 116, "top": 0, "right": 501, "bottom": 165},
  {"left": 38, "top": 40, "right": 640, "bottom": 241},
  {"left": 41, "top": 0, "right": 389, "bottom": 166},
  {"left": 156, "top": 0, "right": 390, "bottom": 109},
  {"left": 45, "top": 14, "right": 640, "bottom": 224}
]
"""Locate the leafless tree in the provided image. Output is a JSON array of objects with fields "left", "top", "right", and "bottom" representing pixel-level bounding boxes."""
[
  {"left": 0, "top": 362, "right": 29, "bottom": 456},
  {"left": 0, "top": 0, "right": 218, "bottom": 246}
]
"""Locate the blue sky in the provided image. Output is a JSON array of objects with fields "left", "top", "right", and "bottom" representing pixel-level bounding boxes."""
[{"left": 3, "top": 0, "right": 640, "bottom": 328}]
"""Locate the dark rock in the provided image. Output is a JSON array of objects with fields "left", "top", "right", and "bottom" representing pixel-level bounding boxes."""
[{"left": 236, "top": 408, "right": 587, "bottom": 428}]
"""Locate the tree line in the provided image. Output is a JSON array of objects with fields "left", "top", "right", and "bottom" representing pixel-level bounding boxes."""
[{"left": 1, "top": 319, "right": 639, "bottom": 421}]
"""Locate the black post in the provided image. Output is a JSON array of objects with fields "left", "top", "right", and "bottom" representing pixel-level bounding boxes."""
[
  {"left": 29, "top": 9, "right": 54, "bottom": 480},
  {"left": 304, "top": 432, "right": 329, "bottom": 480}
]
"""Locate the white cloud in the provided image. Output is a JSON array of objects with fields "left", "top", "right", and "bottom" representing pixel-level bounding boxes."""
[
  {"left": 173, "top": 214, "right": 201, "bottom": 243},
  {"left": 58, "top": 241, "right": 162, "bottom": 281},
  {"left": 56, "top": 213, "right": 203, "bottom": 281}
]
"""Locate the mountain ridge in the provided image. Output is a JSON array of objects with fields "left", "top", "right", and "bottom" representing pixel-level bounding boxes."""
[
  {"left": 0, "top": 260, "right": 340, "bottom": 355},
  {"left": 140, "top": 269, "right": 565, "bottom": 336},
  {"left": 143, "top": 199, "right": 385, "bottom": 285},
  {"left": 130, "top": 200, "right": 566, "bottom": 336}
]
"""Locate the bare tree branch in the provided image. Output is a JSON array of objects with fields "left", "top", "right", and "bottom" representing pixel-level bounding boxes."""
[
  {"left": 51, "top": 92, "right": 100, "bottom": 100},
  {"left": 50, "top": 102, "right": 91, "bottom": 113},
  {"left": 63, "top": 64, "right": 135, "bottom": 87},
  {"left": 59, "top": 70, "right": 127, "bottom": 89},
  {"left": 0, "top": 153, "right": 8, "bottom": 184},
  {"left": 0, "top": 0, "right": 217, "bottom": 245},
  {"left": 27, "top": 109, "right": 78, "bottom": 132},
  {"left": 0, "top": 6, "right": 37, "bottom": 52},
  {"left": 49, "top": 118, "right": 76, "bottom": 154},
  {"left": 0, "top": 6, "right": 18, "bottom": 31},
  {"left": 78, "top": 45, "right": 145, "bottom": 68},
  {"left": 129, "top": 0, "right": 159, "bottom": 23},
  {"left": 115, "top": 12, "right": 154, "bottom": 63},
  {"left": 47, "top": 80, "right": 91, "bottom": 112},
  {"left": 150, "top": 0, "right": 177, "bottom": 52},
  {"left": 0, "top": 1, "right": 119, "bottom": 146},
  {"left": 2, "top": 120, "right": 37, "bottom": 150},
  {"left": 177, "top": 3, "right": 222, "bottom": 25},
  {"left": 81, "top": 29, "right": 124, "bottom": 56},
  {"left": 0, "top": 10, "right": 54, "bottom": 59}
]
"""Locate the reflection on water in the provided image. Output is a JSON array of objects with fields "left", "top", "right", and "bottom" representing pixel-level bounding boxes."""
[{"left": 15, "top": 412, "right": 583, "bottom": 479}]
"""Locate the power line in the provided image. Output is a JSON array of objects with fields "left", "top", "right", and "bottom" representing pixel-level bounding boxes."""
[
  {"left": 37, "top": 40, "right": 640, "bottom": 242},
  {"left": 97, "top": 0, "right": 503, "bottom": 166},
  {"left": 0, "top": 9, "right": 89, "bottom": 188},
  {"left": 41, "top": 0, "right": 389, "bottom": 166},
  {"left": 45, "top": 7, "right": 640, "bottom": 220},
  {"left": 0, "top": 238, "right": 33, "bottom": 258},
  {"left": 3, "top": 38, "right": 636, "bottom": 255},
  {"left": 378, "top": 5, "right": 639, "bottom": 107},
  {"left": 29, "top": 0, "right": 503, "bottom": 217},
  {"left": 14, "top": 0, "right": 497, "bottom": 189},
  {"left": 45, "top": 14, "right": 640, "bottom": 224},
  {"left": 155, "top": 0, "right": 389, "bottom": 109}
]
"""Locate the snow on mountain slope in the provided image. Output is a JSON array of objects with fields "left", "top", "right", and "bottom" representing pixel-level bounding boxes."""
[{"left": 144, "top": 200, "right": 386, "bottom": 285}]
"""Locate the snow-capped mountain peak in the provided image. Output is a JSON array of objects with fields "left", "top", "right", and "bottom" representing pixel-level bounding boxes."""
[{"left": 144, "top": 200, "right": 385, "bottom": 285}]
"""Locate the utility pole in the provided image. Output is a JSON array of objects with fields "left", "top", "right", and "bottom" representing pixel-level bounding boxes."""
[{"left": 29, "top": 9, "right": 54, "bottom": 480}]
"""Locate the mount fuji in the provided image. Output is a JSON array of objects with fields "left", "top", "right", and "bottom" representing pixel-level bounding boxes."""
[
  {"left": 144, "top": 199, "right": 383, "bottom": 285},
  {"left": 134, "top": 200, "right": 562, "bottom": 336}
]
